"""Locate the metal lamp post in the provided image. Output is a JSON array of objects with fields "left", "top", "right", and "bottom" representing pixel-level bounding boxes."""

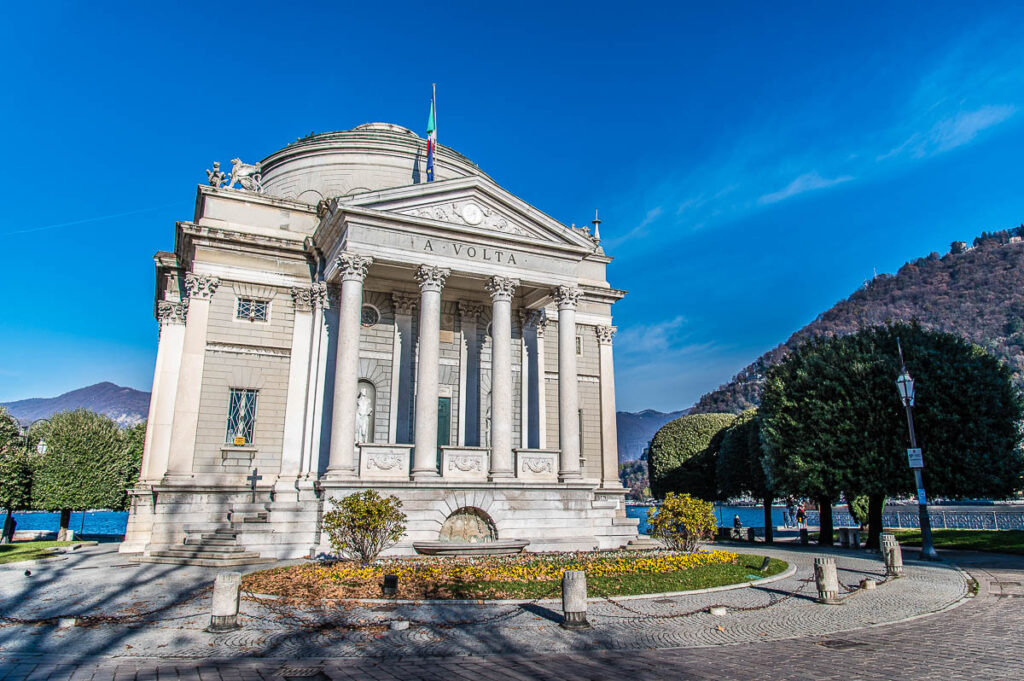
[{"left": 895, "top": 359, "right": 940, "bottom": 561}]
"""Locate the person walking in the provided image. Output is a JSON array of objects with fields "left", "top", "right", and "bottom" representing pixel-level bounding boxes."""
[{"left": 796, "top": 503, "right": 807, "bottom": 528}]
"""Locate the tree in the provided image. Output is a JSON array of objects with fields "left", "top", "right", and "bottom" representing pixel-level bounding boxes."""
[
  {"left": 0, "top": 407, "right": 20, "bottom": 451},
  {"left": 648, "top": 413, "right": 735, "bottom": 499},
  {"left": 0, "top": 446, "right": 33, "bottom": 543},
  {"left": 717, "top": 409, "right": 774, "bottom": 543},
  {"left": 117, "top": 422, "right": 146, "bottom": 511},
  {"left": 32, "top": 410, "right": 132, "bottom": 540},
  {"left": 761, "top": 322, "right": 1024, "bottom": 548}
]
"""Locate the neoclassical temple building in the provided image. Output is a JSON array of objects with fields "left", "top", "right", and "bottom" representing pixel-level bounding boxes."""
[{"left": 123, "top": 123, "right": 638, "bottom": 563}]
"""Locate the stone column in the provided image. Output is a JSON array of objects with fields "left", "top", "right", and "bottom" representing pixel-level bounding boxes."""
[
  {"left": 391, "top": 293, "right": 418, "bottom": 444},
  {"left": 554, "top": 286, "right": 582, "bottom": 481},
  {"left": 276, "top": 286, "right": 316, "bottom": 501},
  {"left": 326, "top": 253, "right": 372, "bottom": 478},
  {"left": 166, "top": 274, "right": 219, "bottom": 478},
  {"left": 302, "top": 283, "right": 329, "bottom": 477},
  {"left": 412, "top": 265, "right": 450, "bottom": 478},
  {"left": 140, "top": 299, "right": 187, "bottom": 482},
  {"left": 596, "top": 326, "right": 621, "bottom": 488},
  {"left": 521, "top": 310, "right": 546, "bottom": 450},
  {"left": 486, "top": 276, "right": 519, "bottom": 479},
  {"left": 458, "top": 301, "right": 485, "bottom": 446},
  {"left": 536, "top": 315, "right": 549, "bottom": 448}
]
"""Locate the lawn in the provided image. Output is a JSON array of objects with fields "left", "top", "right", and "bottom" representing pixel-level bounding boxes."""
[
  {"left": 244, "top": 550, "right": 788, "bottom": 601},
  {"left": 0, "top": 541, "right": 83, "bottom": 565},
  {"left": 890, "top": 529, "right": 1024, "bottom": 555}
]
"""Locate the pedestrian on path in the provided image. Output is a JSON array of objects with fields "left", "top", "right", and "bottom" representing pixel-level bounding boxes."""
[{"left": 796, "top": 503, "right": 807, "bottom": 528}]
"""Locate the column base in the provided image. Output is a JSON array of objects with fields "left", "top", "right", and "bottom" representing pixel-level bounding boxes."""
[
  {"left": 411, "top": 469, "right": 440, "bottom": 479},
  {"left": 323, "top": 466, "right": 359, "bottom": 481},
  {"left": 559, "top": 471, "right": 583, "bottom": 482},
  {"left": 488, "top": 471, "right": 514, "bottom": 481}
]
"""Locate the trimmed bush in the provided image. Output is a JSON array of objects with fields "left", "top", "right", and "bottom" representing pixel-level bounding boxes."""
[{"left": 648, "top": 413, "right": 735, "bottom": 498}]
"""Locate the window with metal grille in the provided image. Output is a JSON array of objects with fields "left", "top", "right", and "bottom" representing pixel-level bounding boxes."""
[
  {"left": 225, "top": 389, "right": 258, "bottom": 445},
  {"left": 236, "top": 298, "right": 269, "bottom": 321}
]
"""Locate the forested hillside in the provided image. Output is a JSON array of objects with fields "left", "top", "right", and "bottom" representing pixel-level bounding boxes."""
[{"left": 694, "top": 227, "right": 1024, "bottom": 414}]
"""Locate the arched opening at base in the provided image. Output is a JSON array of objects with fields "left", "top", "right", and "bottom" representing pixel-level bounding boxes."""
[{"left": 438, "top": 507, "right": 498, "bottom": 543}]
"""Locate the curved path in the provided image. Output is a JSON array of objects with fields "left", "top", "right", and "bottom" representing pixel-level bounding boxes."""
[{"left": 0, "top": 543, "right": 1016, "bottom": 679}]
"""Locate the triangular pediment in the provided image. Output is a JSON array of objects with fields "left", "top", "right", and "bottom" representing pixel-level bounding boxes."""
[{"left": 338, "top": 177, "right": 597, "bottom": 249}]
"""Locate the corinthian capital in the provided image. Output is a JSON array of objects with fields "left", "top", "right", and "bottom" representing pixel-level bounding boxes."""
[
  {"left": 415, "top": 265, "right": 451, "bottom": 293},
  {"left": 552, "top": 285, "right": 582, "bottom": 310},
  {"left": 392, "top": 292, "right": 418, "bottom": 316},
  {"left": 336, "top": 252, "right": 373, "bottom": 282},
  {"left": 595, "top": 325, "right": 616, "bottom": 345},
  {"left": 485, "top": 275, "right": 519, "bottom": 302},
  {"left": 156, "top": 300, "right": 188, "bottom": 325},
  {"left": 291, "top": 285, "right": 315, "bottom": 312},
  {"left": 311, "top": 282, "right": 330, "bottom": 310},
  {"left": 184, "top": 274, "right": 220, "bottom": 300}
]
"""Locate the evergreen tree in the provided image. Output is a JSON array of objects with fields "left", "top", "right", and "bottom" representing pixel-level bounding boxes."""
[
  {"left": 648, "top": 413, "right": 735, "bottom": 499},
  {"left": 32, "top": 410, "right": 132, "bottom": 539},
  {"left": 0, "top": 446, "right": 33, "bottom": 543},
  {"left": 717, "top": 409, "right": 774, "bottom": 542},
  {"left": 760, "top": 322, "right": 1023, "bottom": 548}
]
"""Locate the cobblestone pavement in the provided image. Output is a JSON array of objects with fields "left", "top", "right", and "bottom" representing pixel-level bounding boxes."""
[{"left": 0, "top": 543, "right": 1009, "bottom": 680}]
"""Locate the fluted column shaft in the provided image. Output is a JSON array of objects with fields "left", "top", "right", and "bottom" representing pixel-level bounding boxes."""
[
  {"left": 555, "top": 286, "right": 582, "bottom": 480},
  {"left": 412, "top": 265, "right": 450, "bottom": 478},
  {"left": 486, "top": 276, "right": 519, "bottom": 479},
  {"left": 327, "top": 253, "right": 372, "bottom": 478}
]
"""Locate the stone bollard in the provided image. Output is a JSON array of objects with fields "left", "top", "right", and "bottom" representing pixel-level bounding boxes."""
[
  {"left": 880, "top": 533, "right": 903, "bottom": 577},
  {"left": 207, "top": 571, "right": 242, "bottom": 632},
  {"left": 850, "top": 528, "right": 861, "bottom": 548},
  {"left": 813, "top": 557, "right": 842, "bottom": 605},
  {"left": 839, "top": 528, "right": 850, "bottom": 548},
  {"left": 746, "top": 527, "right": 756, "bottom": 542},
  {"left": 860, "top": 578, "right": 877, "bottom": 590},
  {"left": 800, "top": 528, "right": 809, "bottom": 545},
  {"left": 560, "top": 570, "right": 591, "bottom": 630}
]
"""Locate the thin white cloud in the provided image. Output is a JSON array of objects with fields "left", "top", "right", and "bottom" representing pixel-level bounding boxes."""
[
  {"left": 757, "top": 172, "right": 855, "bottom": 205},
  {"left": 881, "top": 105, "right": 1017, "bottom": 160},
  {"left": 603, "top": 205, "right": 664, "bottom": 248}
]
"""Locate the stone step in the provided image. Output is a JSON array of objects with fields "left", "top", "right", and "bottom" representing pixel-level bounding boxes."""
[
  {"left": 213, "top": 528, "right": 239, "bottom": 536},
  {"left": 188, "top": 537, "right": 238, "bottom": 546},
  {"left": 140, "top": 555, "right": 275, "bottom": 567},
  {"left": 178, "top": 542, "right": 246, "bottom": 553},
  {"left": 150, "top": 548, "right": 253, "bottom": 560}
]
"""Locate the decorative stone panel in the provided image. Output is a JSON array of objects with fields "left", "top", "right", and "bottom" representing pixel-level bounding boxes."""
[
  {"left": 358, "top": 444, "right": 411, "bottom": 480},
  {"left": 514, "top": 449, "right": 558, "bottom": 482},
  {"left": 440, "top": 447, "right": 490, "bottom": 481}
]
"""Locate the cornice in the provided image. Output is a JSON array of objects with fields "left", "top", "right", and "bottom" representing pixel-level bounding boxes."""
[{"left": 177, "top": 221, "right": 309, "bottom": 254}]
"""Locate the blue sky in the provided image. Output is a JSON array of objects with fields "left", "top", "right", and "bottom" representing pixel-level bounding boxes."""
[{"left": 2, "top": 2, "right": 1023, "bottom": 411}]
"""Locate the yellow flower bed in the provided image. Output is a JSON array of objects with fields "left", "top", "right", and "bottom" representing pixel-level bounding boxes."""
[{"left": 315, "top": 549, "right": 739, "bottom": 584}]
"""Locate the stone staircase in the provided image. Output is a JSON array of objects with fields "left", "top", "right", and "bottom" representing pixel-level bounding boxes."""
[{"left": 142, "top": 528, "right": 275, "bottom": 567}]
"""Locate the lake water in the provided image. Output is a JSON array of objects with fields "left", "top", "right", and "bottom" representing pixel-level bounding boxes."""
[
  {"left": 10, "top": 511, "right": 129, "bottom": 536},
  {"left": 627, "top": 505, "right": 792, "bottom": 535}
]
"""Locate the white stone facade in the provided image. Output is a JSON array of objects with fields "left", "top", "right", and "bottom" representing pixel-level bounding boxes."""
[{"left": 122, "top": 123, "right": 637, "bottom": 558}]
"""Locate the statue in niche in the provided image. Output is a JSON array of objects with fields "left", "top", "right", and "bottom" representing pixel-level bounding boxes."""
[{"left": 355, "top": 388, "right": 373, "bottom": 443}]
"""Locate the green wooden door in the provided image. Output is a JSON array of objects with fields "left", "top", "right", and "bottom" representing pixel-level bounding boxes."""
[{"left": 437, "top": 397, "right": 451, "bottom": 447}]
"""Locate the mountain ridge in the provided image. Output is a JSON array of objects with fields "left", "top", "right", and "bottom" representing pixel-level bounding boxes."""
[
  {"left": 2, "top": 382, "right": 151, "bottom": 427},
  {"left": 693, "top": 228, "right": 1024, "bottom": 414}
]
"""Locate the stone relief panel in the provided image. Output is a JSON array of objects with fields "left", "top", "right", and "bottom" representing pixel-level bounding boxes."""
[{"left": 400, "top": 201, "right": 533, "bottom": 238}]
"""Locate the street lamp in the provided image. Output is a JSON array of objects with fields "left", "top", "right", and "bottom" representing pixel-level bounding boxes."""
[{"left": 895, "top": 344, "right": 940, "bottom": 561}]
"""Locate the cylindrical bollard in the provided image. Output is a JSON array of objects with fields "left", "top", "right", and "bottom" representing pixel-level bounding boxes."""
[
  {"left": 839, "top": 528, "right": 850, "bottom": 548},
  {"left": 560, "top": 570, "right": 591, "bottom": 630},
  {"left": 880, "top": 533, "right": 903, "bottom": 577},
  {"left": 208, "top": 571, "right": 242, "bottom": 632},
  {"left": 746, "top": 527, "right": 756, "bottom": 542},
  {"left": 800, "top": 528, "right": 809, "bottom": 545},
  {"left": 813, "top": 557, "right": 842, "bottom": 605},
  {"left": 850, "top": 528, "right": 860, "bottom": 548}
]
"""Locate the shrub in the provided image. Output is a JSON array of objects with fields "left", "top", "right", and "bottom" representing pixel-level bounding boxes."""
[
  {"left": 648, "top": 492, "right": 717, "bottom": 553},
  {"left": 322, "top": 490, "right": 407, "bottom": 562}
]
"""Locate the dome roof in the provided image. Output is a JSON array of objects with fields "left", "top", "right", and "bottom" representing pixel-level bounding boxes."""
[{"left": 259, "top": 123, "right": 489, "bottom": 204}]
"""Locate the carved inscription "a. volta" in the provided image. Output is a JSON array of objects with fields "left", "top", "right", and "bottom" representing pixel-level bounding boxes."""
[{"left": 422, "top": 238, "right": 519, "bottom": 266}]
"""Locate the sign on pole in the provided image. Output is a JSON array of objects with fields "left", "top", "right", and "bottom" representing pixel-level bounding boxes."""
[
  {"left": 917, "top": 488, "right": 927, "bottom": 505},
  {"left": 907, "top": 448, "right": 924, "bottom": 469}
]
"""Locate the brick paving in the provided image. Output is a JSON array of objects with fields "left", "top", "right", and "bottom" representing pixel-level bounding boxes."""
[{"left": 1, "top": 546, "right": 1019, "bottom": 679}]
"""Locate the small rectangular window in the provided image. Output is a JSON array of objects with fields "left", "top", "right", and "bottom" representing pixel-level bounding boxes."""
[
  {"left": 225, "top": 389, "right": 259, "bottom": 445},
  {"left": 576, "top": 336, "right": 583, "bottom": 356},
  {"left": 237, "top": 298, "right": 269, "bottom": 321}
]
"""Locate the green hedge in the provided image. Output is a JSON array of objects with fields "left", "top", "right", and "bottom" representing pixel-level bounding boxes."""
[{"left": 648, "top": 413, "right": 735, "bottom": 499}]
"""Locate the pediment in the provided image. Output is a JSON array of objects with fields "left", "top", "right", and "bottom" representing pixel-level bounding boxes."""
[{"left": 339, "top": 177, "right": 596, "bottom": 249}]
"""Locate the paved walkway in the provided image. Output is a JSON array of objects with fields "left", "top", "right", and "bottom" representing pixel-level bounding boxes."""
[{"left": 1, "top": 544, "right": 1017, "bottom": 679}]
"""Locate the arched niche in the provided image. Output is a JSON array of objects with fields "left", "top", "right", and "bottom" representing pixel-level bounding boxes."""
[
  {"left": 356, "top": 379, "right": 376, "bottom": 443},
  {"left": 438, "top": 507, "right": 498, "bottom": 543}
]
